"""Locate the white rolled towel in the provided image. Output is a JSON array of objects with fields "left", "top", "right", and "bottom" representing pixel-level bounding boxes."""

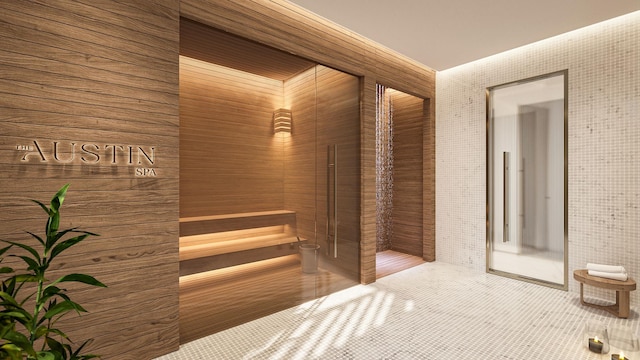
[
  {"left": 586, "top": 263, "right": 627, "bottom": 274},
  {"left": 588, "top": 270, "right": 628, "bottom": 281}
]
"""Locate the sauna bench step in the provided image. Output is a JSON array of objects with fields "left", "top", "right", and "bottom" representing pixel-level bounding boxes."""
[
  {"left": 179, "top": 233, "right": 302, "bottom": 261},
  {"left": 179, "top": 237, "right": 307, "bottom": 276},
  {"left": 179, "top": 210, "right": 296, "bottom": 236}
]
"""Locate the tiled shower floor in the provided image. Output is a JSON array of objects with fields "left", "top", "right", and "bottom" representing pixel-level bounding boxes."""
[{"left": 156, "top": 262, "right": 639, "bottom": 359}]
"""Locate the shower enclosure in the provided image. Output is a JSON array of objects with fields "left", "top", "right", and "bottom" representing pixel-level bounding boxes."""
[
  {"left": 486, "top": 71, "right": 567, "bottom": 288},
  {"left": 375, "top": 84, "right": 427, "bottom": 276}
]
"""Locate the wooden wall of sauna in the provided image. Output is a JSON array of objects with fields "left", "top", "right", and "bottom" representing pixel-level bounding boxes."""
[
  {"left": 180, "top": 57, "right": 361, "bottom": 277},
  {"left": 180, "top": 56, "right": 286, "bottom": 216},
  {"left": 2, "top": 0, "right": 435, "bottom": 358},
  {"left": 0, "top": 1, "right": 180, "bottom": 359},
  {"left": 390, "top": 91, "right": 425, "bottom": 257}
]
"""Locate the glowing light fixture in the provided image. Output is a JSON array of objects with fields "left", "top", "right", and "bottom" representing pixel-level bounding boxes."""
[{"left": 273, "top": 108, "right": 292, "bottom": 134}]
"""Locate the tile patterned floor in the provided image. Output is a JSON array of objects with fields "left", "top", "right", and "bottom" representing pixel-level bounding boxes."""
[{"left": 156, "top": 262, "right": 639, "bottom": 359}]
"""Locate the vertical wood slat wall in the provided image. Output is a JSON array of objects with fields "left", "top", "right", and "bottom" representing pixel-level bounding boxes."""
[
  {"left": 2, "top": 0, "right": 435, "bottom": 358},
  {"left": 391, "top": 92, "right": 425, "bottom": 257},
  {"left": 181, "top": 0, "right": 436, "bottom": 285},
  {"left": 0, "top": 1, "right": 180, "bottom": 359}
]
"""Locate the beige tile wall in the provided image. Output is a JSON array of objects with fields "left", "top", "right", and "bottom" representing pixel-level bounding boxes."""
[{"left": 436, "top": 11, "right": 640, "bottom": 303}]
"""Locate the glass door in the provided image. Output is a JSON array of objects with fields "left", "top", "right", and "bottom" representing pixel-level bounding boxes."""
[
  {"left": 486, "top": 71, "right": 567, "bottom": 288},
  {"left": 284, "top": 64, "right": 361, "bottom": 290},
  {"left": 314, "top": 65, "right": 361, "bottom": 282}
]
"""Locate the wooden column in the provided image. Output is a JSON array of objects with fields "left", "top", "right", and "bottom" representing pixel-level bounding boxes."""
[{"left": 424, "top": 98, "right": 436, "bottom": 261}]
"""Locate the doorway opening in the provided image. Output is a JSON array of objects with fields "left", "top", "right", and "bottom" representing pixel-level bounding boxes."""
[{"left": 375, "top": 84, "right": 426, "bottom": 279}]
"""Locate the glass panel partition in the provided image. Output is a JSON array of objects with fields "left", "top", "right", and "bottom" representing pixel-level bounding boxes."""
[
  {"left": 179, "top": 19, "right": 360, "bottom": 342},
  {"left": 486, "top": 71, "right": 567, "bottom": 289}
]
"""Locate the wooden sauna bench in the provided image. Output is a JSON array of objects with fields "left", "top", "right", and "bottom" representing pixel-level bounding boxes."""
[{"left": 179, "top": 210, "right": 304, "bottom": 276}]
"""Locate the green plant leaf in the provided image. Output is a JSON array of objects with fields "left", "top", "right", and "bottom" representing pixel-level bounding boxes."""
[
  {"left": 0, "top": 266, "right": 14, "bottom": 274},
  {"left": 42, "top": 286, "right": 62, "bottom": 300},
  {"left": 0, "top": 343, "right": 24, "bottom": 360},
  {"left": 46, "top": 185, "right": 69, "bottom": 242},
  {"left": 0, "top": 316, "right": 16, "bottom": 337},
  {"left": 45, "top": 328, "right": 69, "bottom": 340},
  {"left": 44, "top": 301, "right": 86, "bottom": 320},
  {"left": 13, "top": 255, "right": 40, "bottom": 273},
  {"left": 0, "top": 311, "right": 31, "bottom": 324},
  {"left": 13, "top": 274, "right": 39, "bottom": 283},
  {"left": 34, "top": 324, "right": 51, "bottom": 339},
  {"left": 2, "top": 329, "right": 37, "bottom": 357},
  {"left": 0, "top": 291, "right": 21, "bottom": 307},
  {"left": 70, "top": 339, "right": 99, "bottom": 360},
  {"left": 4, "top": 241, "right": 40, "bottom": 264},
  {"left": 49, "top": 292, "right": 71, "bottom": 307},
  {"left": 31, "top": 199, "right": 52, "bottom": 217},
  {"left": 35, "top": 351, "right": 58, "bottom": 360},
  {"left": 1, "top": 276, "right": 17, "bottom": 295},
  {"left": 26, "top": 231, "right": 46, "bottom": 247},
  {"left": 45, "top": 337, "right": 67, "bottom": 360},
  {"left": 49, "top": 235, "right": 89, "bottom": 263},
  {"left": 50, "top": 184, "right": 69, "bottom": 213},
  {"left": 0, "top": 245, "right": 13, "bottom": 257},
  {"left": 48, "top": 274, "right": 106, "bottom": 289},
  {"left": 46, "top": 216, "right": 60, "bottom": 249}
]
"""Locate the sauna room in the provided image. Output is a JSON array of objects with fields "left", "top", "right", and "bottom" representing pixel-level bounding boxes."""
[
  {"left": 177, "top": 18, "right": 427, "bottom": 342},
  {"left": 178, "top": 18, "right": 361, "bottom": 342}
]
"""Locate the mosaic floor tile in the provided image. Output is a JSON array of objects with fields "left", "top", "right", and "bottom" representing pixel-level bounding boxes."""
[{"left": 156, "top": 262, "right": 639, "bottom": 359}]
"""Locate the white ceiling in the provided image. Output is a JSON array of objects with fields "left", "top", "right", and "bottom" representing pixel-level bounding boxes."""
[{"left": 287, "top": 0, "right": 640, "bottom": 71}]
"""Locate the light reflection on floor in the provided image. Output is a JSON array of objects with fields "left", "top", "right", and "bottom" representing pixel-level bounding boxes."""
[{"left": 491, "top": 247, "right": 564, "bottom": 284}]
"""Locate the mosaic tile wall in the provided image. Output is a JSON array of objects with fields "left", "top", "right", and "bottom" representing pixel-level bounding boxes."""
[{"left": 436, "top": 11, "right": 640, "bottom": 302}]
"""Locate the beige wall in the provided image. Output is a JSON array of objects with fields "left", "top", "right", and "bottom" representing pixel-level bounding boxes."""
[{"left": 436, "top": 11, "right": 640, "bottom": 303}]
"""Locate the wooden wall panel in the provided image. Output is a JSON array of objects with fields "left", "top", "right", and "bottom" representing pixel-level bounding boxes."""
[
  {"left": 283, "top": 68, "right": 317, "bottom": 243},
  {"left": 0, "top": 1, "right": 180, "bottom": 359},
  {"left": 181, "top": 17, "right": 315, "bottom": 81},
  {"left": 391, "top": 92, "right": 424, "bottom": 257},
  {"left": 360, "top": 77, "right": 378, "bottom": 284},
  {"left": 180, "top": 0, "right": 435, "bottom": 99},
  {"left": 180, "top": 56, "right": 285, "bottom": 217}
]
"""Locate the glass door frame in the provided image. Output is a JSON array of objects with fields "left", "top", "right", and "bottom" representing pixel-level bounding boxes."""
[{"left": 485, "top": 70, "right": 569, "bottom": 290}]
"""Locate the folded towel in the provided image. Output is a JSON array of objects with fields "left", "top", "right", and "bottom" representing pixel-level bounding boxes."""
[
  {"left": 588, "top": 270, "right": 628, "bottom": 281},
  {"left": 587, "top": 263, "right": 627, "bottom": 274}
]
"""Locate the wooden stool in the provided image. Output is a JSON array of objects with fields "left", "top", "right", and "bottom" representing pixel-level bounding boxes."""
[{"left": 573, "top": 269, "right": 636, "bottom": 318}]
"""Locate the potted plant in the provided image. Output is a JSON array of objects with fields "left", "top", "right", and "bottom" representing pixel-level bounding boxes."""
[{"left": 0, "top": 184, "right": 106, "bottom": 360}]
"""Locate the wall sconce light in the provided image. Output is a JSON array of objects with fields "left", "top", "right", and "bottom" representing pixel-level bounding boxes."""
[{"left": 273, "top": 108, "right": 292, "bottom": 134}]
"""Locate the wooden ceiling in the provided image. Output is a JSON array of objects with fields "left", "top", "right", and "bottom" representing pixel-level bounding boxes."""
[{"left": 180, "top": 17, "right": 316, "bottom": 81}]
